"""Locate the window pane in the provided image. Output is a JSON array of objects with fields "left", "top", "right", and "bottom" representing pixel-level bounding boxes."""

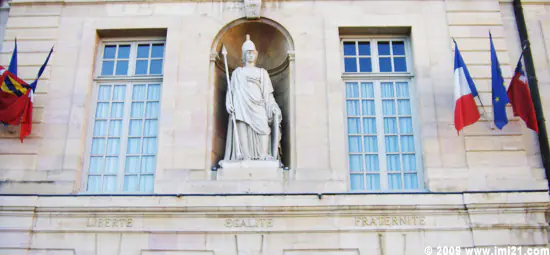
[
  {"left": 359, "top": 58, "right": 372, "bottom": 72},
  {"left": 135, "top": 60, "right": 148, "bottom": 75},
  {"left": 348, "top": 136, "right": 361, "bottom": 152},
  {"left": 392, "top": 41, "right": 405, "bottom": 55},
  {"left": 110, "top": 103, "right": 124, "bottom": 118},
  {"left": 147, "top": 84, "right": 161, "bottom": 100},
  {"left": 106, "top": 138, "right": 120, "bottom": 155},
  {"left": 382, "top": 100, "right": 396, "bottom": 116},
  {"left": 131, "top": 102, "right": 144, "bottom": 118},
  {"left": 103, "top": 176, "right": 117, "bottom": 192},
  {"left": 142, "top": 138, "right": 157, "bottom": 154},
  {"left": 388, "top": 174, "right": 402, "bottom": 190},
  {"left": 363, "top": 136, "right": 378, "bottom": 152},
  {"left": 103, "top": 45, "right": 116, "bottom": 59},
  {"left": 115, "top": 60, "right": 129, "bottom": 75},
  {"left": 366, "top": 174, "right": 381, "bottom": 190},
  {"left": 349, "top": 155, "right": 363, "bottom": 172},
  {"left": 381, "top": 82, "right": 395, "bottom": 98},
  {"left": 394, "top": 57, "right": 407, "bottom": 72},
  {"left": 360, "top": 83, "right": 374, "bottom": 98},
  {"left": 146, "top": 102, "right": 159, "bottom": 118},
  {"left": 346, "top": 100, "right": 360, "bottom": 116},
  {"left": 88, "top": 157, "right": 103, "bottom": 173},
  {"left": 125, "top": 156, "right": 140, "bottom": 173},
  {"left": 385, "top": 136, "right": 399, "bottom": 153},
  {"left": 137, "top": 44, "right": 150, "bottom": 58},
  {"left": 397, "top": 99, "right": 411, "bottom": 115},
  {"left": 140, "top": 175, "right": 154, "bottom": 192},
  {"left": 402, "top": 154, "right": 416, "bottom": 171},
  {"left": 91, "top": 138, "right": 106, "bottom": 154},
  {"left": 117, "top": 45, "right": 131, "bottom": 58},
  {"left": 399, "top": 117, "right": 413, "bottom": 133},
  {"left": 127, "top": 138, "right": 141, "bottom": 154},
  {"left": 112, "top": 85, "right": 126, "bottom": 101},
  {"left": 378, "top": 42, "right": 390, "bottom": 55},
  {"left": 404, "top": 173, "right": 418, "bottom": 189},
  {"left": 141, "top": 156, "right": 156, "bottom": 173},
  {"left": 384, "top": 118, "right": 397, "bottom": 134},
  {"left": 133, "top": 85, "right": 147, "bottom": 100},
  {"left": 347, "top": 118, "right": 360, "bottom": 134},
  {"left": 93, "top": 120, "right": 107, "bottom": 136},
  {"left": 387, "top": 154, "right": 401, "bottom": 170},
  {"left": 124, "top": 175, "right": 139, "bottom": 192},
  {"left": 362, "top": 118, "right": 376, "bottom": 134},
  {"left": 358, "top": 42, "right": 370, "bottom": 56},
  {"left": 87, "top": 176, "right": 101, "bottom": 192},
  {"left": 346, "top": 82, "right": 359, "bottom": 98},
  {"left": 396, "top": 82, "right": 410, "bottom": 98},
  {"left": 361, "top": 100, "right": 375, "bottom": 116},
  {"left": 365, "top": 155, "right": 379, "bottom": 172},
  {"left": 129, "top": 120, "right": 143, "bottom": 136},
  {"left": 400, "top": 135, "right": 415, "bottom": 153},
  {"left": 344, "top": 58, "right": 357, "bottom": 72},
  {"left": 98, "top": 85, "right": 111, "bottom": 101},
  {"left": 108, "top": 120, "right": 122, "bottom": 137},
  {"left": 151, "top": 44, "right": 165, "bottom": 58},
  {"left": 101, "top": 61, "right": 114, "bottom": 75},
  {"left": 350, "top": 174, "right": 364, "bottom": 191},
  {"left": 104, "top": 157, "right": 118, "bottom": 173},
  {"left": 379, "top": 58, "right": 392, "bottom": 72},
  {"left": 343, "top": 42, "right": 356, "bottom": 56},
  {"left": 150, "top": 60, "right": 163, "bottom": 74},
  {"left": 144, "top": 120, "right": 158, "bottom": 136}
]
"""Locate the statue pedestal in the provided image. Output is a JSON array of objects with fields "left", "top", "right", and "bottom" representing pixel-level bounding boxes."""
[{"left": 217, "top": 160, "right": 282, "bottom": 180}]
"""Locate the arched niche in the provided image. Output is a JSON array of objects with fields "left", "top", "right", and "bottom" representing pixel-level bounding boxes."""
[{"left": 208, "top": 17, "right": 295, "bottom": 169}]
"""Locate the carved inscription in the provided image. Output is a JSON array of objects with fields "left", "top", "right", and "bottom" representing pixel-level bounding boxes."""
[
  {"left": 87, "top": 218, "right": 133, "bottom": 228},
  {"left": 355, "top": 216, "right": 426, "bottom": 226},
  {"left": 224, "top": 218, "right": 273, "bottom": 228}
]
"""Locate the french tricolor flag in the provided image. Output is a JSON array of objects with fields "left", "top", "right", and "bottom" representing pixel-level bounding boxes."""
[{"left": 453, "top": 40, "right": 481, "bottom": 134}]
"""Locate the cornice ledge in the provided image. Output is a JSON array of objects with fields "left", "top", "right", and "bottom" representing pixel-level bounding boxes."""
[{"left": 9, "top": 0, "right": 243, "bottom": 5}]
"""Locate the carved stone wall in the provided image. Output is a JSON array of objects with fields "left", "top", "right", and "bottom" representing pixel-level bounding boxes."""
[{"left": 0, "top": 192, "right": 548, "bottom": 254}]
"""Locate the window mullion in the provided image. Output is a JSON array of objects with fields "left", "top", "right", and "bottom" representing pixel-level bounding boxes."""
[
  {"left": 374, "top": 80, "right": 388, "bottom": 191},
  {"left": 128, "top": 42, "right": 137, "bottom": 77},
  {"left": 393, "top": 82, "right": 404, "bottom": 190},
  {"left": 355, "top": 42, "right": 360, "bottom": 73},
  {"left": 372, "top": 40, "right": 380, "bottom": 73},
  {"left": 356, "top": 80, "right": 367, "bottom": 191},
  {"left": 117, "top": 82, "right": 132, "bottom": 192}
]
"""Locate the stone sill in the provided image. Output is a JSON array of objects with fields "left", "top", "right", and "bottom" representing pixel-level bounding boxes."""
[{"left": 1, "top": 191, "right": 548, "bottom": 213}]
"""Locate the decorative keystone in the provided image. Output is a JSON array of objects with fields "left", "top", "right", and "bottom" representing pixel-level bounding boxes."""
[{"left": 244, "top": 0, "right": 261, "bottom": 19}]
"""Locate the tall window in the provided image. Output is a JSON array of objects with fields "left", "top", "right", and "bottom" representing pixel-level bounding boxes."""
[
  {"left": 84, "top": 40, "right": 164, "bottom": 193},
  {"left": 342, "top": 37, "right": 423, "bottom": 192}
]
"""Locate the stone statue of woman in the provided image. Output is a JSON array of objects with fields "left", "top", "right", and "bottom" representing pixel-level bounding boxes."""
[{"left": 223, "top": 34, "right": 282, "bottom": 162}]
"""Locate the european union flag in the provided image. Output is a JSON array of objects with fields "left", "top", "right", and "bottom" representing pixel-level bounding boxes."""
[
  {"left": 490, "top": 32, "right": 509, "bottom": 129},
  {"left": 8, "top": 37, "right": 17, "bottom": 76}
]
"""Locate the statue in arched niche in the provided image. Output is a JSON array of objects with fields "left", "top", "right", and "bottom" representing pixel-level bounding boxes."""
[{"left": 222, "top": 34, "right": 282, "bottom": 163}]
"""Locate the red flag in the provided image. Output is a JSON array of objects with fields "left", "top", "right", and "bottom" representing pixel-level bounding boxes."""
[
  {"left": 0, "top": 67, "right": 33, "bottom": 142},
  {"left": 507, "top": 61, "right": 539, "bottom": 133},
  {"left": 19, "top": 90, "right": 33, "bottom": 142}
]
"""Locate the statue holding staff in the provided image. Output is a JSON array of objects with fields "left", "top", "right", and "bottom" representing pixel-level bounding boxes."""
[{"left": 221, "top": 34, "right": 282, "bottom": 162}]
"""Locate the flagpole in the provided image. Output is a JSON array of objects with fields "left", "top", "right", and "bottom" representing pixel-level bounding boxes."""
[{"left": 453, "top": 37, "right": 493, "bottom": 130}]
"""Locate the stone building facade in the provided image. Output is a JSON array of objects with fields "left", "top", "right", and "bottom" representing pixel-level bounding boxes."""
[{"left": 1, "top": 0, "right": 550, "bottom": 254}]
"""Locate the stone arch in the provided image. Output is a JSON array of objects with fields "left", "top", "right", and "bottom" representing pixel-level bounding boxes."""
[{"left": 207, "top": 17, "right": 296, "bottom": 170}]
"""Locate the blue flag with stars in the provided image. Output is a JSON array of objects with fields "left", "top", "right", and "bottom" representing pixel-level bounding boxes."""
[{"left": 490, "top": 32, "right": 509, "bottom": 129}]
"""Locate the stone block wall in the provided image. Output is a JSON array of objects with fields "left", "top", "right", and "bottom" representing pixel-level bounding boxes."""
[{"left": 0, "top": 0, "right": 547, "bottom": 194}]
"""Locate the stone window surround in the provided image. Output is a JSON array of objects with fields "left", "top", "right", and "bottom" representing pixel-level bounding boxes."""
[
  {"left": 340, "top": 36, "right": 425, "bottom": 192},
  {"left": 81, "top": 37, "right": 165, "bottom": 193}
]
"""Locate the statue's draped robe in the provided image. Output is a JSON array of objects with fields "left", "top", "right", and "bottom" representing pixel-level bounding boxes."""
[{"left": 224, "top": 67, "right": 282, "bottom": 160}]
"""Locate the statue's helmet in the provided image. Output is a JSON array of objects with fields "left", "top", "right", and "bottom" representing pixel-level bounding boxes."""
[{"left": 241, "top": 34, "right": 257, "bottom": 53}]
